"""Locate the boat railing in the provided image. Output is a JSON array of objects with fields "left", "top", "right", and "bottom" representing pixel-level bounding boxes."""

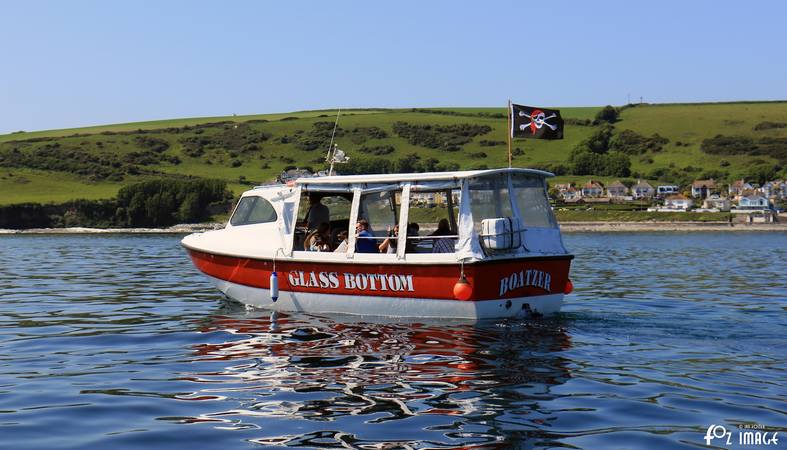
[
  {"left": 356, "top": 235, "right": 460, "bottom": 240},
  {"left": 477, "top": 228, "right": 527, "bottom": 238},
  {"left": 478, "top": 228, "right": 530, "bottom": 253}
]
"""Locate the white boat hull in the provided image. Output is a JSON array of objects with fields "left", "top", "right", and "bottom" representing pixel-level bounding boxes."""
[{"left": 207, "top": 275, "right": 564, "bottom": 320}]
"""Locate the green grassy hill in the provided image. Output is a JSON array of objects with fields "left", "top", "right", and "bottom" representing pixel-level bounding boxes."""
[{"left": 1, "top": 102, "right": 785, "bottom": 206}]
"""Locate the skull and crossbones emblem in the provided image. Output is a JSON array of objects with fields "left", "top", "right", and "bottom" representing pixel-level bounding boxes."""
[{"left": 519, "top": 109, "right": 558, "bottom": 134}]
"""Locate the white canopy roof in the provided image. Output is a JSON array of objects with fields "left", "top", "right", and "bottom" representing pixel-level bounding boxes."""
[{"left": 294, "top": 167, "right": 554, "bottom": 186}]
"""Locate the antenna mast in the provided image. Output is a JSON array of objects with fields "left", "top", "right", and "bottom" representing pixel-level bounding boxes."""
[{"left": 325, "top": 109, "right": 341, "bottom": 175}]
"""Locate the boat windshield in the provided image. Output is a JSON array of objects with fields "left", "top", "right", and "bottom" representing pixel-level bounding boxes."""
[
  {"left": 510, "top": 172, "right": 557, "bottom": 228},
  {"left": 468, "top": 172, "right": 513, "bottom": 232},
  {"left": 468, "top": 172, "right": 556, "bottom": 229},
  {"left": 230, "top": 196, "right": 278, "bottom": 226}
]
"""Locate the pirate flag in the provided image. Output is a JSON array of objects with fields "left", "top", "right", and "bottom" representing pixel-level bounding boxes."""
[{"left": 510, "top": 104, "right": 564, "bottom": 140}]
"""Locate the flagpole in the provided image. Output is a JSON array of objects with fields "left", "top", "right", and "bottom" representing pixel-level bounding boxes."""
[{"left": 507, "top": 99, "right": 512, "bottom": 168}]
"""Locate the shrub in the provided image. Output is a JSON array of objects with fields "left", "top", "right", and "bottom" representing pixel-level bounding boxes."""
[
  {"left": 700, "top": 135, "right": 787, "bottom": 164},
  {"left": 134, "top": 136, "right": 170, "bottom": 153},
  {"left": 478, "top": 140, "right": 506, "bottom": 147},
  {"left": 595, "top": 105, "right": 619, "bottom": 123},
  {"left": 569, "top": 150, "right": 631, "bottom": 177},
  {"left": 358, "top": 145, "right": 395, "bottom": 156},
  {"left": 572, "top": 124, "right": 614, "bottom": 155},
  {"left": 349, "top": 126, "right": 387, "bottom": 144},
  {"left": 610, "top": 130, "right": 669, "bottom": 154},
  {"left": 391, "top": 121, "right": 491, "bottom": 151},
  {"left": 753, "top": 121, "right": 787, "bottom": 131}
]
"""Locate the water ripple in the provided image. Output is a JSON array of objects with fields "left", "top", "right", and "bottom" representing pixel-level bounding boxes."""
[{"left": 0, "top": 232, "right": 785, "bottom": 449}]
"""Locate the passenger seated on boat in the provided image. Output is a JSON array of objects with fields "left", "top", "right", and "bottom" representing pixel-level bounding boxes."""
[
  {"left": 333, "top": 230, "right": 349, "bottom": 253},
  {"left": 405, "top": 222, "right": 419, "bottom": 253},
  {"left": 430, "top": 219, "right": 456, "bottom": 253},
  {"left": 304, "top": 222, "right": 331, "bottom": 252},
  {"left": 355, "top": 219, "right": 378, "bottom": 253},
  {"left": 430, "top": 219, "right": 451, "bottom": 237},
  {"left": 304, "top": 194, "right": 329, "bottom": 230},
  {"left": 378, "top": 225, "right": 399, "bottom": 254}
]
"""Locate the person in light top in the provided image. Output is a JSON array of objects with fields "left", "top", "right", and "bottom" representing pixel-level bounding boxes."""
[
  {"left": 304, "top": 222, "right": 331, "bottom": 252},
  {"left": 333, "top": 230, "right": 349, "bottom": 252},
  {"left": 378, "top": 225, "right": 400, "bottom": 254}
]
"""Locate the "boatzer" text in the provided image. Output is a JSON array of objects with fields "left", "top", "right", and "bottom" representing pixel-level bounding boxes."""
[{"left": 499, "top": 269, "right": 551, "bottom": 296}]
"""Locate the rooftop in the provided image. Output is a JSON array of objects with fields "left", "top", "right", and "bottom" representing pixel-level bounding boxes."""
[{"left": 692, "top": 179, "right": 717, "bottom": 188}]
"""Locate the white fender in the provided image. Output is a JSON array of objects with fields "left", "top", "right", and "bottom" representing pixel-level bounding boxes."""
[{"left": 270, "top": 272, "right": 279, "bottom": 302}]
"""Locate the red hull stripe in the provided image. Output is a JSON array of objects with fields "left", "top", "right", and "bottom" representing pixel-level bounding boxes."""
[{"left": 187, "top": 249, "right": 571, "bottom": 302}]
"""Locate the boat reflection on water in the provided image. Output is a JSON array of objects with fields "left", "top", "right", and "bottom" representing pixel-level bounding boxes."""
[{"left": 183, "top": 304, "right": 573, "bottom": 448}]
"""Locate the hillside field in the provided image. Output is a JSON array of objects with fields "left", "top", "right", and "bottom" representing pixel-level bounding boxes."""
[{"left": 1, "top": 102, "right": 785, "bottom": 206}]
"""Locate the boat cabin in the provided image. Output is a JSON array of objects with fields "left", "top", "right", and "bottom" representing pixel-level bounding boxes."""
[{"left": 219, "top": 168, "right": 567, "bottom": 263}]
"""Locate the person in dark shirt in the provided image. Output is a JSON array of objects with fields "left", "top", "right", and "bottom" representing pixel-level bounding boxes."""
[
  {"left": 430, "top": 219, "right": 456, "bottom": 253},
  {"left": 305, "top": 194, "right": 329, "bottom": 230},
  {"left": 355, "top": 219, "right": 378, "bottom": 253}
]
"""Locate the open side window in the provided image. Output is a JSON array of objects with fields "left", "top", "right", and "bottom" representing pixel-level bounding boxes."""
[
  {"left": 293, "top": 191, "right": 352, "bottom": 252},
  {"left": 357, "top": 189, "right": 401, "bottom": 254},
  {"left": 405, "top": 188, "right": 460, "bottom": 254}
]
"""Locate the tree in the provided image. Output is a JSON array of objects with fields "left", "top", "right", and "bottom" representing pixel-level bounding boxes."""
[
  {"left": 572, "top": 124, "right": 613, "bottom": 155},
  {"left": 604, "top": 152, "right": 632, "bottom": 177},
  {"left": 595, "top": 105, "right": 619, "bottom": 123}
]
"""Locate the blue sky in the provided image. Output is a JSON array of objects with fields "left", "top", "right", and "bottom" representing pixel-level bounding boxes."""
[{"left": 1, "top": 0, "right": 786, "bottom": 133}]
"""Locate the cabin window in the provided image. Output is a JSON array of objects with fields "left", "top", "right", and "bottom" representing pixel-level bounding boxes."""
[
  {"left": 358, "top": 190, "right": 399, "bottom": 251},
  {"left": 294, "top": 192, "right": 352, "bottom": 251},
  {"left": 469, "top": 173, "right": 513, "bottom": 232},
  {"left": 407, "top": 188, "right": 460, "bottom": 253},
  {"left": 230, "top": 196, "right": 277, "bottom": 226},
  {"left": 511, "top": 172, "right": 557, "bottom": 228}
]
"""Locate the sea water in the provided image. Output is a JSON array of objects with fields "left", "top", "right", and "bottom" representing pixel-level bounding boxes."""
[{"left": 0, "top": 233, "right": 784, "bottom": 449}]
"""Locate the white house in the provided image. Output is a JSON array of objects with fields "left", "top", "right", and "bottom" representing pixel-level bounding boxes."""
[
  {"left": 656, "top": 185, "right": 679, "bottom": 198},
  {"left": 691, "top": 179, "right": 717, "bottom": 199},
  {"left": 607, "top": 180, "right": 628, "bottom": 199},
  {"left": 729, "top": 179, "right": 753, "bottom": 198},
  {"left": 702, "top": 195, "right": 731, "bottom": 212},
  {"left": 582, "top": 180, "right": 605, "bottom": 198},
  {"left": 632, "top": 180, "right": 655, "bottom": 199},
  {"left": 762, "top": 180, "right": 786, "bottom": 200},
  {"left": 737, "top": 195, "right": 769, "bottom": 210},
  {"left": 562, "top": 187, "right": 582, "bottom": 202},
  {"left": 664, "top": 194, "right": 692, "bottom": 211}
]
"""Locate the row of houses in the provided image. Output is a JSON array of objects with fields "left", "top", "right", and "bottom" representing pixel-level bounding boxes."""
[
  {"left": 554, "top": 179, "right": 666, "bottom": 202},
  {"left": 553, "top": 178, "right": 786, "bottom": 212},
  {"left": 649, "top": 193, "right": 774, "bottom": 215},
  {"left": 689, "top": 178, "right": 787, "bottom": 200}
]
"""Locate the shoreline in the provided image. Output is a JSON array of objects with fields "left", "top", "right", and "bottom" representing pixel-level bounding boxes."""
[
  {"left": 1, "top": 221, "right": 786, "bottom": 235},
  {"left": 0, "top": 223, "right": 225, "bottom": 235},
  {"left": 559, "top": 221, "right": 787, "bottom": 232}
]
